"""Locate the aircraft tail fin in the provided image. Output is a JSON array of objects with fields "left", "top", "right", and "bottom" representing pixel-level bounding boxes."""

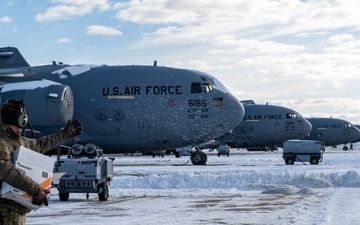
[{"left": 0, "top": 47, "right": 30, "bottom": 69}]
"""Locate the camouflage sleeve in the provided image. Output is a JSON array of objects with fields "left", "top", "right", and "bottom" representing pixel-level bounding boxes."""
[
  {"left": 0, "top": 142, "right": 40, "bottom": 196},
  {"left": 22, "top": 130, "right": 68, "bottom": 154}
]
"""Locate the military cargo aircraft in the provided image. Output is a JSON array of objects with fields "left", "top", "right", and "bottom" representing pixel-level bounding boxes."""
[
  {"left": 304, "top": 117, "right": 360, "bottom": 150},
  {"left": 353, "top": 125, "right": 360, "bottom": 144},
  {"left": 0, "top": 47, "right": 245, "bottom": 165},
  {"left": 203, "top": 100, "right": 312, "bottom": 151}
]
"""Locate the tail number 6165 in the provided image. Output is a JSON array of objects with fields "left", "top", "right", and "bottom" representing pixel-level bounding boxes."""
[{"left": 188, "top": 100, "right": 207, "bottom": 107}]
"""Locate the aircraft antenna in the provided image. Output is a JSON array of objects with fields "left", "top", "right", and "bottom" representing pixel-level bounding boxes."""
[{"left": 153, "top": 60, "right": 157, "bottom": 66}]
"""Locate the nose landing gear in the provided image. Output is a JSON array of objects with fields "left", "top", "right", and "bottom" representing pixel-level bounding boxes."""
[{"left": 190, "top": 150, "right": 207, "bottom": 165}]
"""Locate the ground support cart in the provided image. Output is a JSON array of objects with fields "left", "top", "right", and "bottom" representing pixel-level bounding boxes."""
[
  {"left": 216, "top": 145, "right": 230, "bottom": 157},
  {"left": 282, "top": 140, "right": 325, "bottom": 165},
  {"left": 54, "top": 143, "right": 114, "bottom": 201}
]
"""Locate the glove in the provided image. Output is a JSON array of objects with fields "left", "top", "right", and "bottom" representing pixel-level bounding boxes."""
[
  {"left": 64, "top": 120, "right": 83, "bottom": 138},
  {"left": 32, "top": 188, "right": 50, "bottom": 206}
]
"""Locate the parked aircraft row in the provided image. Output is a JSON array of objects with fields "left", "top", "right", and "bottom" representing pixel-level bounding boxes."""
[
  {"left": 0, "top": 47, "right": 359, "bottom": 166},
  {"left": 199, "top": 100, "right": 360, "bottom": 154}
]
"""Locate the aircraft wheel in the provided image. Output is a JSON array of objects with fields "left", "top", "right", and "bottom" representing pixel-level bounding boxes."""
[
  {"left": 98, "top": 182, "right": 109, "bottom": 201},
  {"left": 310, "top": 157, "right": 319, "bottom": 165},
  {"left": 218, "top": 153, "right": 220, "bottom": 157},
  {"left": 285, "top": 158, "right": 295, "bottom": 165},
  {"left": 343, "top": 146, "right": 348, "bottom": 151},
  {"left": 175, "top": 151, "right": 180, "bottom": 158},
  {"left": 191, "top": 151, "right": 207, "bottom": 165},
  {"left": 59, "top": 192, "right": 69, "bottom": 201},
  {"left": 165, "top": 150, "right": 172, "bottom": 155}
]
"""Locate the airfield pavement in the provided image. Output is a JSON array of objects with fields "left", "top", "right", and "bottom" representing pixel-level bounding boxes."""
[{"left": 28, "top": 143, "right": 360, "bottom": 225}]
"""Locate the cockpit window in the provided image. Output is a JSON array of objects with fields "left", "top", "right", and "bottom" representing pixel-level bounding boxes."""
[
  {"left": 191, "top": 82, "right": 202, "bottom": 93},
  {"left": 286, "top": 113, "right": 303, "bottom": 119},
  {"left": 344, "top": 123, "right": 352, "bottom": 128},
  {"left": 191, "top": 82, "right": 215, "bottom": 94},
  {"left": 212, "top": 77, "right": 231, "bottom": 95},
  {"left": 190, "top": 70, "right": 233, "bottom": 95},
  {"left": 203, "top": 83, "right": 214, "bottom": 93},
  {"left": 286, "top": 113, "right": 297, "bottom": 119}
]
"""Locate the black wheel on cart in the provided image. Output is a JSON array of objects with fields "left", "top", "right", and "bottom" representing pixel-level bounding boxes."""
[
  {"left": 310, "top": 157, "right": 319, "bottom": 165},
  {"left": 285, "top": 158, "right": 295, "bottom": 165},
  {"left": 59, "top": 192, "right": 70, "bottom": 201},
  {"left": 98, "top": 182, "right": 109, "bottom": 201}
]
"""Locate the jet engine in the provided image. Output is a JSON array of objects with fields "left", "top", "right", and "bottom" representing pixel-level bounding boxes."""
[{"left": 0, "top": 80, "right": 74, "bottom": 125}]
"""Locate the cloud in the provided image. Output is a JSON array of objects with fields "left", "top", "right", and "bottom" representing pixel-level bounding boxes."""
[
  {"left": 86, "top": 25, "right": 122, "bottom": 36},
  {"left": 115, "top": 0, "right": 200, "bottom": 25},
  {"left": 0, "top": 16, "right": 12, "bottom": 23},
  {"left": 324, "top": 34, "right": 360, "bottom": 54},
  {"left": 25, "top": 0, "right": 360, "bottom": 124},
  {"left": 295, "top": 32, "right": 329, "bottom": 38},
  {"left": 332, "top": 80, "right": 344, "bottom": 89},
  {"left": 211, "top": 36, "right": 306, "bottom": 54},
  {"left": 35, "top": 0, "right": 112, "bottom": 22},
  {"left": 172, "top": 60, "right": 231, "bottom": 71},
  {"left": 114, "top": 0, "right": 360, "bottom": 46},
  {"left": 278, "top": 96, "right": 360, "bottom": 123},
  {"left": 328, "top": 34, "right": 355, "bottom": 44},
  {"left": 58, "top": 38, "right": 72, "bottom": 43},
  {"left": 115, "top": 0, "right": 295, "bottom": 27},
  {"left": 259, "top": 1, "right": 360, "bottom": 39}
]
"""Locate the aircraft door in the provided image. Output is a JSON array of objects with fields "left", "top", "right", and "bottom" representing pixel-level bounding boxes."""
[{"left": 138, "top": 119, "right": 149, "bottom": 139}]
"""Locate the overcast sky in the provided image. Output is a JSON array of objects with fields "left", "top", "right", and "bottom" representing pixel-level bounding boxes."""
[{"left": 1, "top": 0, "right": 360, "bottom": 124}]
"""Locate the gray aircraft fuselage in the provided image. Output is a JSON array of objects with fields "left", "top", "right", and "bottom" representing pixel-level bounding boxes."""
[
  {"left": 0, "top": 47, "right": 244, "bottom": 154},
  {"left": 354, "top": 125, "right": 360, "bottom": 143},
  {"left": 206, "top": 101, "right": 312, "bottom": 150},
  {"left": 304, "top": 118, "right": 360, "bottom": 147}
]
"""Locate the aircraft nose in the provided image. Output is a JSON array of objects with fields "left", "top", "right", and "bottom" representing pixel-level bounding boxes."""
[
  {"left": 222, "top": 95, "right": 245, "bottom": 130},
  {"left": 303, "top": 118, "right": 312, "bottom": 135},
  {"left": 351, "top": 126, "right": 360, "bottom": 140}
]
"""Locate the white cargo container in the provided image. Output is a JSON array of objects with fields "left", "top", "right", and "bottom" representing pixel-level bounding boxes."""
[{"left": 282, "top": 140, "right": 324, "bottom": 165}]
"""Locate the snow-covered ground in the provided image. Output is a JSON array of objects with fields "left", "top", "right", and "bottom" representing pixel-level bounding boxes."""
[{"left": 27, "top": 143, "right": 360, "bottom": 225}]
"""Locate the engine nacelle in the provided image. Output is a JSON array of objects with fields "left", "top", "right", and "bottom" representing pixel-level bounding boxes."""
[{"left": 0, "top": 80, "right": 74, "bottom": 125}]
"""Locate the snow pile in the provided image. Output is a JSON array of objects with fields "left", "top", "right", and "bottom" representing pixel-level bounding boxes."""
[
  {"left": 52, "top": 64, "right": 106, "bottom": 77},
  {"left": 103, "top": 147, "right": 360, "bottom": 200}
]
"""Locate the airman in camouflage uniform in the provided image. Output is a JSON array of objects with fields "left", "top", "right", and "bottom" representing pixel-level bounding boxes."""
[{"left": 0, "top": 99, "right": 83, "bottom": 225}]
